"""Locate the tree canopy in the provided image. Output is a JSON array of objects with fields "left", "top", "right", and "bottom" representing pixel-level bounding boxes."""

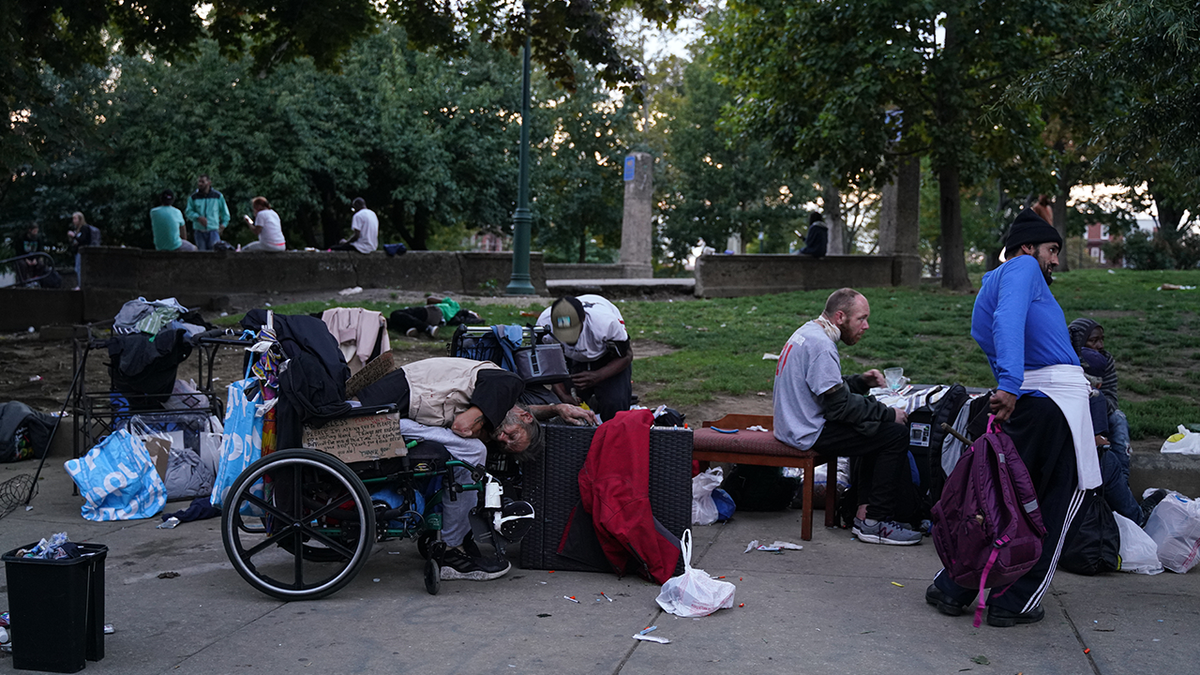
[
  {"left": 711, "top": 1, "right": 1098, "bottom": 289},
  {"left": 2, "top": 0, "right": 689, "bottom": 181}
]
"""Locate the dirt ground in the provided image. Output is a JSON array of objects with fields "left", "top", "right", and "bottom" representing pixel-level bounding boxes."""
[
  {"left": 0, "top": 289, "right": 1162, "bottom": 454},
  {"left": 0, "top": 289, "right": 752, "bottom": 425}
]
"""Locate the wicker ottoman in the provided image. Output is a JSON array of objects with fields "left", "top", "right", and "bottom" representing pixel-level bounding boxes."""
[{"left": 519, "top": 424, "right": 693, "bottom": 572}]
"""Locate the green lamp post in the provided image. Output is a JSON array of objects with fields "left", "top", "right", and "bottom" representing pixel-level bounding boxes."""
[{"left": 506, "top": 30, "right": 535, "bottom": 295}]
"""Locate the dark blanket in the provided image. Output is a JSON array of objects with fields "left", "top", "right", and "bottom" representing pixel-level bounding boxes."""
[
  {"left": 0, "top": 401, "right": 58, "bottom": 462},
  {"left": 106, "top": 328, "right": 193, "bottom": 408},
  {"left": 241, "top": 310, "right": 351, "bottom": 449}
]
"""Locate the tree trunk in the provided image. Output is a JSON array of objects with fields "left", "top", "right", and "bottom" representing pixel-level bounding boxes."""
[
  {"left": 390, "top": 202, "right": 413, "bottom": 248},
  {"left": 412, "top": 204, "right": 430, "bottom": 251},
  {"left": 1054, "top": 160, "right": 1071, "bottom": 271},
  {"left": 578, "top": 226, "right": 588, "bottom": 263},
  {"left": 823, "top": 183, "right": 845, "bottom": 254},
  {"left": 1153, "top": 191, "right": 1185, "bottom": 239},
  {"left": 937, "top": 163, "right": 971, "bottom": 290}
]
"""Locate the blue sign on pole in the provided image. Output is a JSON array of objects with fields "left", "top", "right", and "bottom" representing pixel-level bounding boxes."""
[{"left": 624, "top": 155, "right": 636, "bottom": 182}]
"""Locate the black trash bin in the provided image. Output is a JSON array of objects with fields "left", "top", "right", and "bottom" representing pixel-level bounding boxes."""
[{"left": 2, "top": 542, "right": 106, "bottom": 673}]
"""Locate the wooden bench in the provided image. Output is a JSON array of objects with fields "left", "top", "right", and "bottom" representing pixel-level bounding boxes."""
[{"left": 693, "top": 414, "right": 837, "bottom": 541}]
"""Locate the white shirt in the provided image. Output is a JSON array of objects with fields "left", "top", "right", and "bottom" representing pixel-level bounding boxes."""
[
  {"left": 351, "top": 208, "right": 379, "bottom": 254},
  {"left": 254, "top": 209, "right": 286, "bottom": 248},
  {"left": 536, "top": 294, "right": 628, "bottom": 362}
]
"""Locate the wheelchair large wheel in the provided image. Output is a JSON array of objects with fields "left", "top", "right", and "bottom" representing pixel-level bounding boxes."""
[{"left": 222, "top": 448, "right": 376, "bottom": 601}]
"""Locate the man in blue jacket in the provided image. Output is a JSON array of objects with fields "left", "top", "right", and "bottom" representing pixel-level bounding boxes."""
[
  {"left": 926, "top": 208, "right": 1100, "bottom": 627},
  {"left": 184, "top": 174, "right": 230, "bottom": 251}
]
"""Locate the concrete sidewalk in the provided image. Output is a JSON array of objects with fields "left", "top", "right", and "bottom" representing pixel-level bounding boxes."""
[{"left": 1, "top": 459, "right": 1197, "bottom": 675}]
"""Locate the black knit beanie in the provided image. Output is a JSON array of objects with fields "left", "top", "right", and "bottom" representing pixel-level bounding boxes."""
[{"left": 1004, "top": 207, "right": 1062, "bottom": 251}]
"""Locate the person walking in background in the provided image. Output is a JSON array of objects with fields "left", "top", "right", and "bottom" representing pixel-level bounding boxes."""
[
  {"left": 151, "top": 190, "right": 197, "bottom": 252},
  {"left": 926, "top": 208, "right": 1098, "bottom": 627},
  {"left": 67, "top": 211, "right": 101, "bottom": 288},
  {"left": 184, "top": 174, "right": 230, "bottom": 251},
  {"left": 330, "top": 198, "right": 378, "bottom": 253},
  {"left": 798, "top": 211, "right": 829, "bottom": 257},
  {"left": 240, "top": 196, "right": 286, "bottom": 252}
]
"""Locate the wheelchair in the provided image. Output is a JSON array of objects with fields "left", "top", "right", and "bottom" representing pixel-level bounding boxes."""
[
  {"left": 219, "top": 317, "right": 534, "bottom": 602},
  {"left": 221, "top": 417, "right": 534, "bottom": 601}
]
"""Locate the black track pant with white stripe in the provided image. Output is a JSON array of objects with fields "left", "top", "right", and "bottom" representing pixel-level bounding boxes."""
[{"left": 934, "top": 394, "right": 1084, "bottom": 614}]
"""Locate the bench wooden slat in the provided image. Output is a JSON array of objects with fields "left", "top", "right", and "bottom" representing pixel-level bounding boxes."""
[{"left": 695, "top": 414, "right": 838, "bottom": 541}]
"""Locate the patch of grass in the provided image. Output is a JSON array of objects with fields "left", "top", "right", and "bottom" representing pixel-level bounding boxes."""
[
  {"left": 1124, "top": 397, "right": 1200, "bottom": 440},
  {"left": 236, "top": 268, "right": 1200, "bottom": 439}
]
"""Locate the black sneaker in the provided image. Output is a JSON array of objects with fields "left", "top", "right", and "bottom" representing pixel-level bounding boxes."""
[
  {"left": 439, "top": 545, "right": 511, "bottom": 581},
  {"left": 925, "top": 584, "right": 970, "bottom": 617},
  {"left": 986, "top": 605, "right": 1045, "bottom": 627},
  {"left": 1140, "top": 488, "right": 1169, "bottom": 526}
]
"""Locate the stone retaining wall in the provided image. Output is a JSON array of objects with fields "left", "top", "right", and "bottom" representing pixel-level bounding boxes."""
[
  {"left": 78, "top": 247, "right": 545, "bottom": 321},
  {"left": 693, "top": 253, "right": 922, "bottom": 298}
]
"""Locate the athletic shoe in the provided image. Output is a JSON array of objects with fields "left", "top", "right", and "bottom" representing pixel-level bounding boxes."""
[
  {"left": 425, "top": 325, "right": 439, "bottom": 339},
  {"left": 925, "top": 584, "right": 969, "bottom": 617},
  {"left": 852, "top": 518, "right": 922, "bottom": 546},
  {"left": 405, "top": 327, "right": 418, "bottom": 338},
  {"left": 1140, "top": 488, "right": 1169, "bottom": 526},
  {"left": 987, "top": 604, "right": 1045, "bottom": 627},
  {"left": 439, "top": 545, "right": 511, "bottom": 581}
]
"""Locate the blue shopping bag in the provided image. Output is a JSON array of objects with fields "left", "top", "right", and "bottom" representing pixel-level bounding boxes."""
[
  {"left": 64, "top": 428, "right": 167, "bottom": 521},
  {"left": 210, "top": 378, "right": 266, "bottom": 508}
]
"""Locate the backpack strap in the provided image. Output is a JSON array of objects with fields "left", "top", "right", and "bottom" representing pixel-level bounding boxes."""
[{"left": 975, "top": 543, "right": 1005, "bottom": 627}]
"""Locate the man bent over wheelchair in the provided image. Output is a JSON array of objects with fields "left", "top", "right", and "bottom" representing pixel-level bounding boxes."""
[{"left": 355, "top": 357, "right": 596, "bottom": 581}]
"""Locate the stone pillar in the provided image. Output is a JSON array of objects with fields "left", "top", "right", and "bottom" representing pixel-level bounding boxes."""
[
  {"left": 619, "top": 152, "right": 654, "bottom": 278},
  {"left": 878, "top": 156, "right": 922, "bottom": 286}
]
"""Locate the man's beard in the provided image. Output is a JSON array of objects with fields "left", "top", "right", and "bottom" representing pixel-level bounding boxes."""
[{"left": 1043, "top": 266, "right": 1054, "bottom": 285}]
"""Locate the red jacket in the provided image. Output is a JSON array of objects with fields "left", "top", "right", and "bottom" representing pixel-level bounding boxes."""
[{"left": 574, "top": 409, "right": 681, "bottom": 584}]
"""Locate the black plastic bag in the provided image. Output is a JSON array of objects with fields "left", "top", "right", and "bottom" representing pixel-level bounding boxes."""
[{"left": 1060, "top": 488, "right": 1121, "bottom": 575}]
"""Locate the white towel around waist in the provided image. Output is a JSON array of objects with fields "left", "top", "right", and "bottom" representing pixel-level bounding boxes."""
[{"left": 1020, "top": 364, "right": 1101, "bottom": 490}]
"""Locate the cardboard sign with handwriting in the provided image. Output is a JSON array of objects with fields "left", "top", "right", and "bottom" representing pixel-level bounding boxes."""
[{"left": 302, "top": 412, "right": 406, "bottom": 463}]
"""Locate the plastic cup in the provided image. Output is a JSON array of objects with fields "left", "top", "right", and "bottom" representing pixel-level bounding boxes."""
[{"left": 885, "top": 367, "right": 904, "bottom": 391}]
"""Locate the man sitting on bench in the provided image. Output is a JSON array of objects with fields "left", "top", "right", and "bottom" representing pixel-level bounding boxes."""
[
  {"left": 354, "top": 357, "right": 593, "bottom": 580},
  {"left": 773, "top": 288, "right": 919, "bottom": 546}
]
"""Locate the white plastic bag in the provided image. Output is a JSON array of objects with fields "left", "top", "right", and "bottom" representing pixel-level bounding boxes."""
[
  {"left": 1160, "top": 426, "right": 1200, "bottom": 455},
  {"left": 655, "top": 530, "right": 736, "bottom": 618},
  {"left": 1143, "top": 492, "right": 1200, "bottom": 573},
  {"left": 1114, "top": 512, "right": 1162, "bottom": 575},
  {"left": 691, "top": 467, "right": 724, "bottom": 525}
]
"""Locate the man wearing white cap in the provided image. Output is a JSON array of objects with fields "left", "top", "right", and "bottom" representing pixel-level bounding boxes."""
[{"left": 537, "top": 294, "right": 633, "bottom": 422}]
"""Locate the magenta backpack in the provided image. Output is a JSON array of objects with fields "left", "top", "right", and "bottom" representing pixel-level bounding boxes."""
[{"left": 932, "top": 422, "right": 1047, "bottom": 626}]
